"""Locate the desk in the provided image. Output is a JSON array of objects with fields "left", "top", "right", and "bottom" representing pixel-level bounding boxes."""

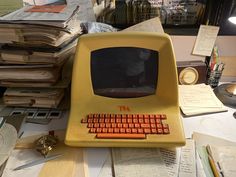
[
  {"left": 2, "top": 107, "right": 236, "bottom": 177},
  {"left": 86, "top": 106, "right": 236, "bottom": 177}
]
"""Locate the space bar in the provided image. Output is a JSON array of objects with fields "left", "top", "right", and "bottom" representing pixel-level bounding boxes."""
[{"left": 96, "top": 133, "right": 146, "bottom": 139}]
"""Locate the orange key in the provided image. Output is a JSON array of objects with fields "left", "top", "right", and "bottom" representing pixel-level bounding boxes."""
[
  {"left": 126, "top": 128, "right": 131, "bottom": 133},
  {"left": 140, "top": 123, "right": 150, "bottom": 128},
  {"left": 81, "top": 118, "right": 87, "bottom": 123},
  {"left": 132, "top": 128, "right": 138, "bottom": 133},
  {"left": 161, "top": 114, "right": 167, "bottom": 119},
  {"left": 129, "top": 123, "right": 134, "bottom": 128},
  {"left": 93, "top": 118, "right": 99, "bottom": 123},
  {"left": 108, "top": 128, "right": 114, "bottom": 133},
  {"left": 96, "top": 133, "right": 146, "bottom": 139},
  {"left": 127, "top": 118, "right": 133, "bottom": 123},
  {"left": 105, "top": 118, "right": 110, "bottom": 123},
  {"left": 105, "top": 123, "right": 111, "bottom": 128},
  {"left": 100, "top": 123, "right": 105, "bottom": 128},
  {"left": 89, "top": 128, "right": 96, "bottom": 133}
]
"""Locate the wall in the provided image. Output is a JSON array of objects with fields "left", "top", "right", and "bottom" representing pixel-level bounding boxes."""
[
  {"left": 171, "top": 35, "right": 236, "bottom": 61},
  {"left": 171, "top": 35, "right": 236, "bottom": 81}
]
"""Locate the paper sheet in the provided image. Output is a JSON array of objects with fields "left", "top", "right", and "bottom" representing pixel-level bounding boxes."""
[
  {"left": 196, "top": 146, "right": 215, "bottom": 177},
  {"left": 193, "top": 132, "right": 236, "bottom": 177},
  {"left": 192, "top": 132, "right": 236, "bottom": 147},
  {"left": 23, "top": 0, "right": 64, "bottom": 6},
  {"left": 179, "top": 84, "right": 227, "bottom": 116},
  {"left": 76, "top": 0, "right": 96, "bottom": 22},
  {"left": 192, "top": 25, "right": 219, "bottom": 56},
  {"left": 0, "top": 124, "right": 17, "bottom": 166},
  {"left": 2, "top": 149, "right": 44, "bottom": 177},
  {"left": 178, "top": 139, "right": 197, "bottom": 177},
  {"left": 122, "top": 17, "right": 164, "bottom": 33},
  {"left": 99, "top": 147, "right": 182, "bottom": 177},
  {"left": 0, "top": 3, "right": 79, "bottom": 22},
  {"left": 196, "top": 151, "right": 207, "bottom": 177},
  {"left": 112, "top": 148, "right": 169, "bottom": 177},
  {"left": 160, "top": 148, "right": 181, "bottom": 177},
  {"left": 98, "top": 155, "right": 113, "bottom": 177},
  {"left": 179, "top": 84, "right": 223, "bottom": 108},
  {"left": 210, "top": 146, "right": 236, "bottom": 177}
]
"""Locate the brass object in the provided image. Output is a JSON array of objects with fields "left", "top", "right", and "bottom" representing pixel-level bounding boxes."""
[
  {"left": 35, "top": 135, "right": 58, "bottom": 157},
  {"left": 177, "top": 60, "right": 207, "bottom": 85},
  {"left": 179, "top": 67, "right": 199, "bottom": 85},
  {"left": 226, "top": 84, "right": 236, "bottom": 95}
]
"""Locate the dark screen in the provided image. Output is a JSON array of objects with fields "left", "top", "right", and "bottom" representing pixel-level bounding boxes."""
[{"left": 91, "top": 47, "right": 158, "bottom": 98}]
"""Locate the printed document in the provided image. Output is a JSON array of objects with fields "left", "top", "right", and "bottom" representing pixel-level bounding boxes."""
[{"left": 192, "top": 25, "right": 219, "bottom": 56}]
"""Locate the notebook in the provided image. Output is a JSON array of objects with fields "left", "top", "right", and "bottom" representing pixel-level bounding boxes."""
[{"left": 179, "top": 84, "right": 228, "bottom": 116}]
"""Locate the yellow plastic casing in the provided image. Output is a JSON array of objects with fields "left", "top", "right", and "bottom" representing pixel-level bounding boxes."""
[{"left": 65, "top": 32, "right": 185, "bottom": 147}]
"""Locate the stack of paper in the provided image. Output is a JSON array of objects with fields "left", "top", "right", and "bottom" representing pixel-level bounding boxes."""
[
  {"left": 210, "top": 145, "right": 236, "bottom": 177},
  {"left": 0, "top": 39, "right": 77, "bottom": 65},
  {"left": 0, "top": 64, "right": 61, "bottom": 85},
  {"left": 0, "top": 4, "right": 81, "bottom": 47},
  {"left": 193, "top": 132, "right": 236, "bottom": 177},
  {"left": 3, "top": 88, "right": 64, "bottom": 108},
  {"left": 0, "top": 1, "right": 82, "bottom": 109},
  {"left": 98, "top": 139, "right": 196, "bottom": 177},
  {"left": 179, "top": 84, "right": 227, "bottom": 116}
]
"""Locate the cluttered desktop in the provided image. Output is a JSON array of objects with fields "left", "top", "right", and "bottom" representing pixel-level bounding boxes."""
[{"left": 0, "top": 0, "right": 236, "bottom": 177}]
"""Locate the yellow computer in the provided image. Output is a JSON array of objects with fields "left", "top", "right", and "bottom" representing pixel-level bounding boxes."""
[{"left": 65, "top": 32, "right": 185, "bottom": 147}]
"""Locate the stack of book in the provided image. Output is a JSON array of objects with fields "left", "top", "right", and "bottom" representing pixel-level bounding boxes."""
[{"left": 0, "top": 3, "right": 81, "bottom": 109}]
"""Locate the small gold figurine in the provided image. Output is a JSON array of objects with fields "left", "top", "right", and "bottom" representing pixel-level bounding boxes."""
[{"left": 35, "top": 135, "right": 58, "bottom": 157}]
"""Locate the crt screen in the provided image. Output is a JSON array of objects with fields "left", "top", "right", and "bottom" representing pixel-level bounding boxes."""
[{"left": 91, "top": 47, "right": 158, "bottom": 98}]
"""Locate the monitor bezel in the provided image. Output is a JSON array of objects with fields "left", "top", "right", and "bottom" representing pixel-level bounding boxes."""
[{"left": 71, "top": 32, "right": 179, "bottom": 107}]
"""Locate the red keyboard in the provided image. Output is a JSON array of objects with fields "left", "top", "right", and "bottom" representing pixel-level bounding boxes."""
[{"left": 81, "top": 113, "right": 170, "bottom": 139}]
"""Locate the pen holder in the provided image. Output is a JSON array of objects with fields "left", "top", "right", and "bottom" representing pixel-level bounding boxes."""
[{"left": 207, "top": 69, "right": 223, "bottom": 88}]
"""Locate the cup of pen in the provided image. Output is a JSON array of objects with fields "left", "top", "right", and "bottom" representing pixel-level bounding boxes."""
[{"left": 207, "top": 63, "right": 224, "bottom": 88}]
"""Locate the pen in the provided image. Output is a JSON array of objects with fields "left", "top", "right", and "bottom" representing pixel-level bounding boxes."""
[
  {"left": 13, "top": 153, "right": 63, "bottom": 171},
  {"left": 206, "top": 145, "right": 223, "bottom": 177},
  {"left": 208, "top": 154, "right": 220, "bottom": 177}
]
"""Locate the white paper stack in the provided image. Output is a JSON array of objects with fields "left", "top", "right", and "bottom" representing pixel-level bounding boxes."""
[
  {"left": 179, "top": 84, "right": 228, "bottom": 116},
  {"left": 0, "top": 4, "right": 81, "bottom": 47}
]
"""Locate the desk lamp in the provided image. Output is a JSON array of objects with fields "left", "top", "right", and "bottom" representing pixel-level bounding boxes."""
[
  {"left": 228, "top": 2, "right": 236, "bottom": 24},
  {"left": 226, "top": 1, "right": 236, "bottom": 106}
]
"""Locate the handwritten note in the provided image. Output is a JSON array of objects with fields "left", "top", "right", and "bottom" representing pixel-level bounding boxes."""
[
  {"left": 179, "top": 139, "right": 197, "bottom": 177},
  {"left": 192, "top": 25, "right": 219, "bottom": 56},
  {"left": 112, "top": 148, "right": 169, "bottom": 177},
  {"left": 179, "top": 84, "right": 223, "bottom": 108},
  {"left": 179, "top": 84, "right": 227, "bottom": 116},
  {"left": 160, "top": 148, "right": 181, "bottom": 177}
]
